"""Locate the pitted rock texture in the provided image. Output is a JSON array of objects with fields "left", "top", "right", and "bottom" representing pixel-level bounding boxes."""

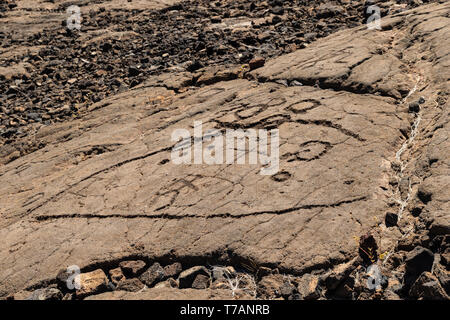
[{"left": 0, "top": 1, "right": 449, "bottom": 300}]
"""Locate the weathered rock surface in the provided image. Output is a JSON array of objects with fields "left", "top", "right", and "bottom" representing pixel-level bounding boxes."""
[
  {"left": 116, "top": 278, "right": 146, "bottom": 292},
  {"left": 84, "top": 287, "right": 251, "bottom": 300},
  {"left": 119, "top": 260, "right": 146, "bottom": 278},
  {"left": 179, "top": 266, "right": 211, "bottom": 289},
  {"left": 76, "top": 269, "right": 109, "bottom": 298},
  {"left": 139, "top": 263, "right": 166, "bottom": 287},
  {"left": 0, "top": 1, "right": 448, "bottom": 300},
  {"left": 409, "top": 272, "right": 449, "bottom": 300},
  {"left": 26, "top": 287, "right": 63, "bottom": 301}
]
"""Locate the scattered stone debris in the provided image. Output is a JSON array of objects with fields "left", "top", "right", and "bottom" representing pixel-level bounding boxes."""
[
  {"left": 403, "top": 247, "right": 435, "bottom": 289},
  {"left": 409, "top": 272, "right": 449, "bottom": 300},
  {"left": 0, "top": 0, "right": 437, "bottom": 148}
]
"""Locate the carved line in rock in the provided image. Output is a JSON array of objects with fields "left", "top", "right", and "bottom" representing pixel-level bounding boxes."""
[
  {"left": 285, "top": 99, "right": 321, "bottom": 114},
  {"left": 35, "top": 195, "right": 368, "bottom": 221},
  {"left": 22, "top": 145, "right": 173, "bottom": 218},
  {"left": 281, "top": 140, "right": 333, "bottom": 162},
  {"left": 214, "top": 115, "right": 366, "bottom": 141}
]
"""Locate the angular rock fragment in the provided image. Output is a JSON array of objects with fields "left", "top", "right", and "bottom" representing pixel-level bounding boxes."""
[
  {"left": 119, "top": 260, "right": 146, "bottom": 277},
  {"left": 408, "top": 102, "right": 420, "bottom": 113},
  {"left": 297, "top": 274, "right": 320, "bottom": 300},
  {"left": 249, "top": 57, "right": 265, "bottom": 70},
  {"left": 192, "top": 274, "right": 211, "bottom": 289},
  {"left": 409, "top": 272, "right": 449, "bottom": 300},
  {"left": 163, "top": 262, "right": 183, "bottom": 279},
  {"left": 116, "top": 278, "right": 145, "bottom": 292},
  {"left": 76, "top": 269, "right": 109, "bottom": 298},
  {"left": 385, "top": 212, "right": 398, "bottom": 227},
  {"left": 279, "top": 282, "right": 296, "bottom": 299},
  {"left": 109, "top": 267, "right": 125, "bottom": 285},
  {"left": 257, "top": 274, "right": 285, "bottom": 299},
  {"left": 154, "top": 278, "right": 178, "bottom": 289},
  {"left": 139, "top": 263, "right": 165, "bottom": 287},
  {"left": 404, "top": 247, "right": 435, "bottom": 288},
  {"left": 178, "top": 266, "right": 210, "bottom": 289}
]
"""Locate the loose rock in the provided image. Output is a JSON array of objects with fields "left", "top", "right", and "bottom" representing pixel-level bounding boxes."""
[
  {"left": 119, "top": 260, "right": 146, "bottom": 277},
  {"left": 191, "top": 274, "right": 211, "bottom": 289},
  {"left": 116, "top": 278, "right": 145, "bottom": 292},
  {"left": 178, "top": 266, "right": 210, "bottom": 289},
  {"left": 139, "top": 262, "right": 165, "bottom": 287},
  {"left": 76, "top": 269, "right": 109, "bottom": 298},
  {"left": 163, "top": 262, "right": 183, "bottom": 279},
  {"left": 409, "top": 272, "right": 449, "bottom": 300},
  {"left": 109, "top": 267, "right": 125, "bottom": 285},
  {"left": 404, "top": 247, "right": 435, "bottom": 288}
]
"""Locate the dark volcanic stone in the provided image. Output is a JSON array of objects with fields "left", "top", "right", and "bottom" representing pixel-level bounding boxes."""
[
  {"left": 119, "top": 260, "right": 146, "bottom": 277},
  {"left": 116, "top": 278, "right": 145, "bottom": 292},
  {"left": 385, "top": 212, "right": 398, "bottom": 227},
  {"left": 178, "top": 266, "right": 210, "bottom": 289},
  {"left": 191, "top": 274, "right": 210, "bottom": 289},
  {"left": 139, "top": 262, "right": 165, "bottom": 287},
  {"left": 408, "top": 102, "right": 420, "bottom": 113},
  {"left": 404, "top": 247, "right": 435, "bottom": 288}
]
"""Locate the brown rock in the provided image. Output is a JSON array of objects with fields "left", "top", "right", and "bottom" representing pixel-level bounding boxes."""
[
  {"left": 0, "top": 2, "right": 449, "bottom": 301},
  {"left": 109, "top": 267, "right": 125, "bottom": 285},
  {"left": 116, "top": 278, "right": 145, "bottom": 292},
  {"left": 119, "top": 260, "right": 146, "bottom": 277},
  {"left": 249, "top": 57, "right": 265, "bottom": 70},
  {"left": 85, "top": 287, "right": 251, "bottom": 300},
  {"left": 139, "top": 263, "right": 165, "bottom": 287},
  {"left": 163, "top": 262, "right": 182, "bottom": 279},
  {"left": 192, "top": 274, "right": 210, "bottom": 289},
  {"left": 155, "top": 278, "right": 178, "bottom": 289},
  {"left": 257, "top": 274, "right": 284, "bottom": 299},
  {"left": 178, "top": 266, "right": 210, "bottom": 289},
  {"left": 409, "top": 272, "right": 449, "bottom": 300},
  {"left": 76, "top": 269, "right": 108, "bottom": 298},
  {"left": 6, "top": 290, "right": 33, "bottom": 300},
  {"left": 297, "top": 274, "right": 320, "bottom": 300}
]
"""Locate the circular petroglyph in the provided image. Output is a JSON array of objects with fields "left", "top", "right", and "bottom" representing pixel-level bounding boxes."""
[
  {"left": 271, "top": 170, "right": 292, "bottom": 182},
  {"left": 282, "top": 141, "right": 332, "bottom": 162},
  {"left": 286, "top": 99, "right": 321, "bottom": 114},
  {"left": 236, "top": 106, "right": 265, "bottom": 119}
]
